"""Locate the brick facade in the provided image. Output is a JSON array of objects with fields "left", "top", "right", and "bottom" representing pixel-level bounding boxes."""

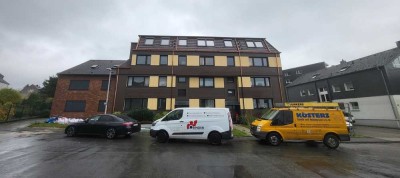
[{"left": 50, "top": 75, "right": 117, "bottom": 118}]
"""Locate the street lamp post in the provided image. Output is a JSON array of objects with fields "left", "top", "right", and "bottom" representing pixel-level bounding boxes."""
[{"left": 104, "top": 68, "right": 113, "bottom": 114}]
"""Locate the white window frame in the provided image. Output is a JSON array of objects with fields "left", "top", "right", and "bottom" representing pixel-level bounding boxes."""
[
  {"left": 344, "top": 82, "right": 354, "bottom": 91},
  {"left": 224, "top": 40, "right": 233, "bottom": 47},
  {"left": 178, "top": 39, "right": 187, "bottom": 46},
  {"left": 307, "top": 90, "right": 314, "bottom": 96},
  {"left": 300, "top": 90, "right": 306, "bottom": 97},
  {"left": 332, "top": 85, "right": 341, "bottom": 93},
  {"left": 285, "top": 79, "right": 291, "bottom": 84},
  {"left": 144, "top": 38, "right": 154, "bottom": 45},
  {"left": 161, "top": 39, "right": 170, "bottom": 46},
  {"left": 296, "top": 70, "right": 302, "bottom": 74},
  {"left": 393, "top": 57, "right": 400, "bottom": 68},
  {"left": 350, "top": 102, "right": 360, "bottom": 110}
]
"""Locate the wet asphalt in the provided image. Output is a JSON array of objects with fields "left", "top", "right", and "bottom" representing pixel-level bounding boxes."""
[{"left": 1, "top": 120, "right": 400, "bottom": 178}]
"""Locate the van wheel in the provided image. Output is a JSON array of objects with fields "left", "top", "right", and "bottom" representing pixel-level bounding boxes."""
[
  {"left": 156, "top": 131, "right": 169, "bottom": 143},
  {"left": 208, "top": 132, "right": 222, "bottom": 145},
  {"left": 323, "top": 134, "right": 340, "bottom": 149},
  {"left": 267, "top": 132, "right": 282, "bottom": 146}
]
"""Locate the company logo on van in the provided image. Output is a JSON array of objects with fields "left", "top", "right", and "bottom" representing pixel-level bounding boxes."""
[
  {"left": 187, "top": 120, "right": 204, "bottom": 129},
  {"left": 296, "top": 113, "right": 329, "bottom": 118}
]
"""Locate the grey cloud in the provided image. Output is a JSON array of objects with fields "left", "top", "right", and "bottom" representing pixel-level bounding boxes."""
[{"left": 1, "top": 0, "right": 399, "bottom": 89}]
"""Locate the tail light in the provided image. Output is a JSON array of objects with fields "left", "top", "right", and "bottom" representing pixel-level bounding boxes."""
[
  {"left": 123, "top": 122, "right": 133, "bottom": 128},
  {"left": 228, "top": 112, "right": 233, "bottom": 131}
]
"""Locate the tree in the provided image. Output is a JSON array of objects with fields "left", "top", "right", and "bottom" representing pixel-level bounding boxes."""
[
  {"left": 0, "top": 88, "right": 22, "bottom": 104},
  {"left": 40, "top": 76, "right": 58, "bottom": 97}
]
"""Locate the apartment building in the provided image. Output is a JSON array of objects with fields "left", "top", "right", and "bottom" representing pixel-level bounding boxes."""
[{"left": 112, "top": 35, "right": 285, "bottom": 116}]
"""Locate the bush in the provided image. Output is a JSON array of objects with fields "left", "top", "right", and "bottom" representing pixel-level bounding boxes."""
[{"left": 126, "top": 108, "right": 155, "bottom": 122}]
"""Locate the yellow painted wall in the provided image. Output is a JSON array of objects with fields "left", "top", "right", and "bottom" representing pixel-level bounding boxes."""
[
  {"left": 240, "top": 98, "right": 254, "bottom": 109},
  {"left": 214, "top": 77, "right": 224, "bottom": 88},
  {"left": 166, "top": 98, "right": 175, "bottom": 110},
  {"left": 131, "top": 54, "right": 137, "bottom": 65},
  {"left": 215, "top": 99, "right": 226, "bottom": 108},
  {"left": 234, "top": 56, "right": 240, "bottom": 67},
  {"left": 268, "top": 56, "right": 282, "bottom": 67},
  {"left": 151, "top": 55, "right": 159, "bottom": 66},
  {"left": 234, "top": 56, "right": 249, "bottom": 67},
  {"left": 149, "top": 76, "right": 159, "bottom": 87},
  {"left": 237, "top": 77, "right": 252, "bottom": 87},
  {"left": 187, "top": 55, "right": 199, "bottom": 66},
  {"left": 166, "top": 76, "right": 176, "bottom": 87},
  {"left": 189, "top": 77, "right": 199, "bottom": 88},
  {"left": 168, "top": 55, "right": 178, "bottom": 66},
  {"left": 215, "top": 56, "right": 227, "bottom": 66},
  {"left": 148, "top": 98, "right": 158, "bottom": 110},
  {"left": 189, "top": 99, "right": 199, "bottom": 107}
]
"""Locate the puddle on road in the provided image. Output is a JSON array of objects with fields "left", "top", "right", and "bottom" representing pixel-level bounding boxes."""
[
  {"left": 197, "top": 165, "right": 252, "bottom": 177},
  {"left": 296, "top": 159, "right": 356, "bottom": 177},
  {"left": 12, "top": 129, "right": 57, "bottom": 138}
]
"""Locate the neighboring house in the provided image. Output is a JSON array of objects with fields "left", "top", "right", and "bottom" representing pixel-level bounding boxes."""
[
  {"left": 0, "top": 73, "right": 10, "bottom": 89},
  {"left": 51, "top": 35, "right": 286, "bottom": 118},
  {"left": 283, "top": 62, "right": 327, "bottom": 86},
  {"left": 20, "top": 84, "right": 40, "bottom": 98},
  {"left": 286, "top": 41, "right": 400, "bottom": 128},
  {"left": 51, "top": 60, "right": 125, "bottom": 118}
]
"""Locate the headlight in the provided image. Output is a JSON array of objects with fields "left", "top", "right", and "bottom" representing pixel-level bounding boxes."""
[{"left": 256, "top": 125, "right": 261, "bottom": 132}]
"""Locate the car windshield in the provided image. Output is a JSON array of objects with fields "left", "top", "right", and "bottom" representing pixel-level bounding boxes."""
[
  {"left": 261, "top": 109, "right": 279, "bottom": 120},
  {"left": 115, "top": 114, "right": 136, "bottom": 122}
]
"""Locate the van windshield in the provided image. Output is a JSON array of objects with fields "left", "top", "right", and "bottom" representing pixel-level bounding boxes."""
[{"left": 261, "top": 109, "right": 279, "bottom": 120}]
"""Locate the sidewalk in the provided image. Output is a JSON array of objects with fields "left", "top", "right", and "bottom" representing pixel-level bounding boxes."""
[{"left": 233, "top": 124, "right": 400, "bottom": 143}]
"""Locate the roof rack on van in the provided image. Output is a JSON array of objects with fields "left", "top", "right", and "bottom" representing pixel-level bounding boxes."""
[{"left": 278, "top": 102, "right": 340, "bottom": 109}]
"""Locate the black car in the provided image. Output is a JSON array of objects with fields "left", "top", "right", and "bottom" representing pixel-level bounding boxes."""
[{"left": 65, "top": 114, "right": 141, "bottom": 139}]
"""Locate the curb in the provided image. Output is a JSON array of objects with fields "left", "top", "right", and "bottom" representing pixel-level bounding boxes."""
[{"left": 0, "top": 117, "right": 41, "bottom": 124}]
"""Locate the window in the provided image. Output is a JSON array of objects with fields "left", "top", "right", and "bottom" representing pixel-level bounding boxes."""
[
  {"left": 98, "top": 100, "right": 106, "bottom": 112},
  {"left": 224, "top": 40, "right": 233, "bottom": 47},
  {"left": 271, "top": 111, "right": 293, "bottom": 126},
  {"left": 178, "top": 55, "right": 187, "bottom": 66},
  {"left": 197, "top": 39, "right": 214, "bottom": 46},
  {"left": 127, "top": 76, "right": 149, "bottom": 87},
  {"left": 159, "top": 76, "right": 167, "bottom": 87},
  {"left": 98, "top": 115, "right": 117, "bottom": 122},
  {"left": 249, "top": 57, "right": 268, "bottom": 67},
  {"left": 296, "top": 70, "right": 302, "bottom": 74},
  {"left": 124, "top": 98, "right": 148, "bottom": 111},
  {"left": 178, "top": 39, "right": 187, "bottom": 46},
  {"left": 227, "top": 56, "right": 235, "bottom": 66},
  {"left": 144, "top": 38, "right": 154, "bottom": 45},
  {"left": 200, "top": 57, "right": 214, "bottom": 66},
  {"left": 251, "top": 77, "right": 270, "bottom": 87},
  {"left": 178, "top": 89, "right": 186, "bottom": 97},
  {"left": 200, "top": 99, "right": 215, "bottom": 107},
  {"left": 160, "top": 55, "right": 168, "bottom": 65},
  {"left": 178, "top": 77, "right": 186, "bottom": 83},
  {"left": 64, "top": 100, "right": 86, "bottom": 112},
  {"left": 136, "top": 55, "right": 151, "bottom": 65},
  {"left": 300, "top": 90, "right": 306, "bottom": 97},
  {"left": 284, "top": 73, "right": 290, "bottom": 77},
  {"left": 253, "top": 98, "right": 273, "bottom": 109},
  {"left": 69, "top": 80, "right": 89, "bottom": 90},
  {"left": 393, "top": 57, "right": 400, "bottom": 68},
  {"left": 200, "top": 77, "right": 214, "bottom": 87},
  {"left": 332, "top": 85, "right": 341, "bottom": 92},
  {"left": 312, "top": 74, "right": 320, "bottom": 79},
  {"left": 344, "top": 82, "right": 354, "bottom": 91},
  {"left": 157, "top": 98, "right": 166, "bottom": 110},
  {"left": 227, "top": 89, "right": 235, "bottom": 96},
  {"left": 340, "top": 66, "right": 350, "bottom": 72},
  {"left": 163, "top": 109, "right": 183, "bottom": 121},
  {"left": 227, "top": 77, "right": 234, "bottom": 83},
  {"left": 350, "top": 102, "right": 360, "bottom": 110},
  {"left": 161, "top": 39, "right": 169, "bottom": 46},
  {"left": 246, "top": 41, "right": 263, "bottom": 48},
  {"left": 307, "top": 90, "right": 314, "bottom": 96},
  {"left": 101, "top": 80, "right": 108, "bottom": 91},
  {"left": 285, "top": 79, "right": 291, "bottom": 84}
]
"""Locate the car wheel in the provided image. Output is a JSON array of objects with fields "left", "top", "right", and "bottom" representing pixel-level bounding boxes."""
[
  {"left": 106, "top": 128, "right": 117, "bottom": 139},
  {"left": 156, "top": 131, "right": 169, "bottom": 143},
  {"left": 267, "top": 132, "right": 282, "bottom": 146},
  {"left": 208, "top": 132, "right": 222, "bottom": 145},
  {"left": 324, "top": 134, "right": 340, "bottom": 149},
  {"left": 66, "top": 126, "right": 76, "bottom": 137}
]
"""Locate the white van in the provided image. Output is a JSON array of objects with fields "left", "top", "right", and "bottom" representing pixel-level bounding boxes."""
[{"left": 150, "top": 108, "right": 233, "bottom": 144}]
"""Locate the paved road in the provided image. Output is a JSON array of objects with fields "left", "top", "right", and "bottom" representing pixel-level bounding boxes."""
[{"left": 0, "top": 121, "right": 399, "bottom": 177}]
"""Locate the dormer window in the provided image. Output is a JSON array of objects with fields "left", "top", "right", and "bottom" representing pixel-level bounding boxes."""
[
  {"left": 198, "top": 39, "right": 214, "bottom": 46},
  {"left": 312, "top": 74, "right": 320, "bottom": 79},
  {"left": 179, "top": 39, "right": 187, "bottom": 46},
  {"left": 144, "top": 38, "right": 154, "bottom": 45},
  {"left": 161, "top": 39, "right": 170, "bottom": 46},
  {"left": 246, "top": 41, "right": 264, "bottom": 48},
  {"left": 224, "top": 40, "right": 233, "bottom": 47},
  {"left": 340, "top": 66, "right": 350, "bottom": 72}
]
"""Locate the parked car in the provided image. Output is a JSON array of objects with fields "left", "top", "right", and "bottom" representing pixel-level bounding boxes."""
[
  {"left": 150, "top": 108, "right": 233, "bottom": 145},
  {"left": 65, "top": 114, "right": 141, "bottom": 139}
]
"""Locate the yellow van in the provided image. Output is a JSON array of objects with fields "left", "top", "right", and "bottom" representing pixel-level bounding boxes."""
[{"left": 250, "top": 102, "right": 350, "bottom": 149}]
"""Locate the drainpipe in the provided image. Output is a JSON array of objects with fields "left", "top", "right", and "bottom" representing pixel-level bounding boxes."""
[
  {"left": 169, "top": 37, "right": 177, "bottom": 110},
  {"left": 378, "top": 66, "right": 400, "bottom": 128},
  {"left": 112, "top": 66, "right": 120, "bottom": 113},
  {"left": 275, "top": 53, "right": 284, "bottom": 103}
]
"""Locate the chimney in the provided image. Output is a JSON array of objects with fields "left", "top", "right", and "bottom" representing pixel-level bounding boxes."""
[
  {"left": 340, "top": 59, "right": 346, "bottom": 65},
  {"left": 396, "top": 41, "right": 400, "bottom": 48}
]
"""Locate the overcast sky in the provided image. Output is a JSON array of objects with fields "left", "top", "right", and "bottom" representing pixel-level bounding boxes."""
[{"left": 1, "top": 0, "right": 399, "bottom": 89}]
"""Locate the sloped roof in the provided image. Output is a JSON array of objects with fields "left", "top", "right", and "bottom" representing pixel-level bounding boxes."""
[
  {"left": 287, "top": 47, "right": 400, "bottom": 87},
  {"left": 0, "top": 73, "right": 9, "bottom": 85},
  {"left": 58, "top": 60, "right": 126, "bottom": 75}
]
